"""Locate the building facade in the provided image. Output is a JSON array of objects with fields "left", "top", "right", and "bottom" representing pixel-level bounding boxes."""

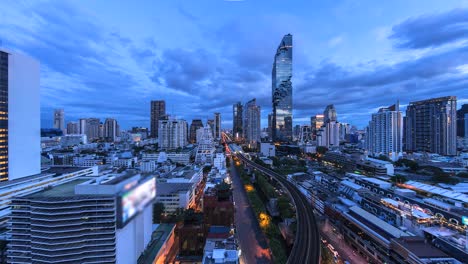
[
  {"left": 158, "top": 119, "right": 188, "bottom": 150},
  {"left": 272, "top": 34, "right": 293, "bottom": 142},
  {"left": 53, "top": 109, "right": 65, "bottom": 134},
  {"left": 243, "top": 98, "right": 261, "bottom": 144},
  {"left": 323, "top": 104, "right": 337, "bottom": 123},
  {"left": 232, "top": 102, "right": 243, "bottom": 139},
  {"left": 0, "top": 49, "right": 40, "bottom": 181},
  {"left": 104, "top": 118, "right": 118, "bottom": 142},
  {"left": 214, "top": 113, "right": 221, "bottom": 141},
  {"left": 66, "top": 122, "right": 79, "bottom": 134},
  {"left": 150, "top": 100, "right": 166, "bottom": 138},
  {"left": 189, "top": 119, "right": 203, "bottom": 144},
  {"left": 457, "top": 104, "right": 468, "bottom": 138},
  {"left": 365, "top": 103, "right": 403, "bottom": 161},
  {"left": 404, "top": 96, "right": 457, "bottom": 156}
]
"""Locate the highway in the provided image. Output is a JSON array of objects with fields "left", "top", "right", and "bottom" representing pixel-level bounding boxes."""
[{"left": 235, "top": 152, "right": 320, "bottom": 264}]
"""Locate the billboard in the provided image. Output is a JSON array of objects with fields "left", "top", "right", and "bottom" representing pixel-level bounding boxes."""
[
  {"left": 462, "top": 216, "right": 468, "bottom": 226},
  {"left": 118, "top": 177, "right": 156, "bottom": 228}
]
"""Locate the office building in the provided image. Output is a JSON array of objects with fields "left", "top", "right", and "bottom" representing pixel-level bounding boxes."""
[
  {"left": 79, "top": 118, "right": 87, "bottom": 134},
  {"left": 310, "top": 114, "right": 324, "bottom": 139},
  {"left": 457, "top": 104, "right": 468, "bottom": 138},
  {"left": 272, "top": 34, "right": 293, "bottom": 142},
  {"left": 158, "top": 119, "right": 188, "bottom": 150},
  {"left": 82, "top": 118, "right": 101, "bottom": 141},
  {"left": 405, "top": 96, "right": 457, "bottom": 156},
  {"left": 155, "top": 182, "right": 195, "bottom": 213},
  {"left": 8, "top": 172, "right": 155, "bottom": 264},
  {"left": 323, "top": 104, "right": 337, "bottom": 123},
  {"left": 243, "top": 98, "right": 261, "bottom": 144},
  {"left": 189, "top": 119, "right": 204, "bottom": 143},
  {"left": 104, "top": 118, "right": 118, "bottom": 142},
  {"left": 150, "top": 100, "right": 166, "bottom": 138},
  {"left": 53, "top": 109, "right": 65, "bottom": 134},
  {"left": 365, "top": 103, "right": 403, "bottom": 161},
  {"left": 317, "top": 121, "right": 340, "bottom": 149},
  {"left": 66, "top": 121, "right": 79, "bottom": 134},
  {"left": 207, "top": 119, "right": 215, "bottom": 137},
  {"left": 195, "top": 125, "right": 216, "bottom": 164},
  {"left": 232, "top": 102, "right": 243, "bottom": 139},
  {"left": 0, "top": 49, "right": 40, "bottom": 181},
  {"left": 203, "top": 183, "right": 234, "bottom": 227},
  {"left": 214, "top": 113, "right": 221, "bottom": 141},
  {"left": 267, "top": 113, "right": 273, "bottom": 140}
]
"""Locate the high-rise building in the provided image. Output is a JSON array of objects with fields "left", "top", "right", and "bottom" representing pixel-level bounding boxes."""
[
  {"left": 457, "top": 104, "right": 468, "bottom": 138},
  {"left": 404, "top": 96, "right": 457, "bottom": 156},
  {"left": 66, "top": 121, "right": 79, "bottom": 134},
  {"left": 267, "top": 113, "right": 273, "bottom": 140},
  {"left": 86, "top": 118, "right": 101, "bottom": 141},
  {"left": 214, "top": 113, "right": 221, "bottom": 141},
  {"left": 8, "top": 173, "right": 155, "bottom": 264},
  {"left": 79, "top": 118, "right": 87, "bottom": 134},
  {"left": 272, "top": 34, "right": 293, "bottom": 142},
  {"left": 189, "top": 119, "right": 204, "bottom": 143},
  {"left": 365, "top": 103, "right": 403, "bottom": 161},
  {"left": 311, "top": 114, "right": 324, "bottom": 139},
  {"left": 53, "top": 109, "right": 65, "bottom": 134},
  {"left": 207, "top": 119, "right": 214, "bottom": 137},
  {"left": 323, "top": 104, "right": 337, "bottom": 123},
  {"left": 243, "top": 98, "right": 261, "bottom": 144},
  {"left": 232, "top": 102, "right": 243, "bottom": 139},
  {"left": 317, "top": 121, "right": 340, "bottom": 148},
  {"left": 150, "top": 100, "right": 166, "bottom": 138},
  {"left": 195, "top": 125, "right": 215, "bottom": 164},
  {"left": 104, "top": 118, "right": 118, "bottom": 142},
  {"left": 0, "top": 49, "right": 40, "bottom": 181},
  {"left": 158, "top": 119, "right": 188, "bottom": 150}
]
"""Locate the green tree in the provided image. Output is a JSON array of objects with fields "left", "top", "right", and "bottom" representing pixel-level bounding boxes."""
[
  {"left": 316, "top": 146, "right": 328, "bottom": 155},
  {"left": 153, "top": 203, "right": 165, "bottom": 223}
]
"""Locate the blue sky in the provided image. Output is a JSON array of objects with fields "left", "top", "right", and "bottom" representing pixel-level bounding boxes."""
[{"left": 1, "top": 0, "right": 468, "bottom": 129}]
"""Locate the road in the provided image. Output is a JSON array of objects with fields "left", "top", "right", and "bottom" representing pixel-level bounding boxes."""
[
  {"left": 231, "top": 162, "right": 273, "bottom": 264},
  {"left": 320, "top": 218, "right": 367, "bottom": 264},
  {"left": 236, "top": 153, "right": 320, "bottom": 264}
]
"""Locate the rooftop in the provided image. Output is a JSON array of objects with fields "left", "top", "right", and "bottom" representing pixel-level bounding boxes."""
[
  {"left": 392, "top": 236, "right": 449, "bottom": 258},
  {"left": 137, "top": 224, "right": 175, "bottom": 264},
  {"left": 157, "top": 182, "right": 194, "bottom": 196},
  {"left": 26, "top": 178, "right": 90, "bottom": 198}
]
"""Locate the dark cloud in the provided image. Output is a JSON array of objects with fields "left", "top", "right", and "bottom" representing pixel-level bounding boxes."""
[{"left": 390, "top": 8, "right": 468, "bottom": 49}]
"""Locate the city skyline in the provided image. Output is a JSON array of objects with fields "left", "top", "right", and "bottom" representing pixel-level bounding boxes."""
[{"left": 1, "top": 1, "right": 468, "bottom": 129}]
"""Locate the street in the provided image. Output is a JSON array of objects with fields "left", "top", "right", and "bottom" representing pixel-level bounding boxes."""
[{"left": 230, "top": 162, "right": 273, "bottom": 264}]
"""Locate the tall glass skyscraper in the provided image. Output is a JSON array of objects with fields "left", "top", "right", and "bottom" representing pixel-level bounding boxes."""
[{"left": 272, "top": 34, "right": 293, "bottom": 142}]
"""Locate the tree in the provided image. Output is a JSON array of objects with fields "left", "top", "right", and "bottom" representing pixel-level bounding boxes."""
[
  {"left": 457, "top": 172, "right": 468, "bottom": 178},
  {"left": 316, "top": 146, "right": 328, "bottom": 155},
  {"left": 153, "top": 203, "right": 165, "bottom": 223},
  {"left": 395, "top": 158, "right": 419, "bottom": 171},
  {"left": 375, "top": 154, "right": 392, "bottom": 162},
  {"left": 390, "top": 175, "right": 407, "bottom": 183}
]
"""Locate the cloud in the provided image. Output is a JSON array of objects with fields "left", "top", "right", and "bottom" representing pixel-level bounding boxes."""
[
  {"left": 328, "top": 35, "right": 344, "bottom": 47},
  {"left": 390, "top": 8, "right": 468, "bottom": 49}
]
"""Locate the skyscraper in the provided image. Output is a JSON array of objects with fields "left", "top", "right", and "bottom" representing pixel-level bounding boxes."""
[
  {"left": 189, "top": 119, "right": 204, "bottom": 143},
  {"left": 365, "top": 103, "right": 403, "bottom": 161},
  {"left": 233, "top": 102, "right": 243, "bottom": 139},
  {"left": 405, "top": 96, "right": 457, "bottom": 156},
  {"left": 104, "top": 118, "right": 118, "bottom": 142},
  {"left": 311, "top": 114, "right": 324, "bottom": 139},
  {"left": 457, "top": 104, "right": 468, "bottom": 138},
  {"left": 323, "top": 105, "right": 337, "bottom": 123},
  {"left": 0, "top": 49, "right": 40, "bottom": 181},
  {"left": 53, "top": 109, "right": 65, "bottom": 134},
  {"left": 272, "top": 34, "right": 293, "bottom": 142},
  {"left": 86, "top": 118, "right": 101, "bottom": 141},
  {"left": 243, "top": 98, "right": 261, "bottom": 144},
  {"left": 158, "top": 119, "right": 188, "bottom": 150},
  {"left": 214, "top": 113, "right": 221, "bottom": 141},
  {"left": 150, "top": 100, "right": 166, "bottom": 138},
  {"left": 66, "top": 121, "right": 79, "bottom": 134}
]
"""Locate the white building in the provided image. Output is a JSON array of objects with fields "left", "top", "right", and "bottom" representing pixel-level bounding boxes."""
[
  {"left": 317, "top": 121, "right": 340, "bottom": 149},
  {"left": 140, "top": 160, "right": 157, "bottom": 173},
  {"left": 54, "top": 109, "right": 65, "bottom": 134},
  {"left": 158, "top": 119, "right": 188, "bottom": 150},
  {"left": 195, "top": 125, "right": 216, "bottom": 164},
  {"left": 365, "top": 102, "right": 403, "bottom": 161},
  {"left": 155, "top": 182, "right": 195, "bottom": 213},
  {"left": 260, "top": 143, "right": 276, "bottom": 157},
  {"left": 142, "top": 151, "right": 192, "bottom": 165},
  {"left": 8, "top": 171, "right": 154, "bottom": 264},
  {"left": 60, "top": 134, "right": 87, "bottom": 147},
  {"left": 213, "top": 153, "right": 226, "bottom": 170},
  {"left": 0, "top": 49, "right": 40, "bottom": 181}
]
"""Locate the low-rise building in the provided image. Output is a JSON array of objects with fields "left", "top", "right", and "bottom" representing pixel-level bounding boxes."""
[{"left": 155, "top": 182, "right": 195, "bottom": 213}]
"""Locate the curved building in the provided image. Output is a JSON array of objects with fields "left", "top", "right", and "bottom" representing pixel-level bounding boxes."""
[{"left": 272, "top": 34, "right": 293, "bottom": 142}]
